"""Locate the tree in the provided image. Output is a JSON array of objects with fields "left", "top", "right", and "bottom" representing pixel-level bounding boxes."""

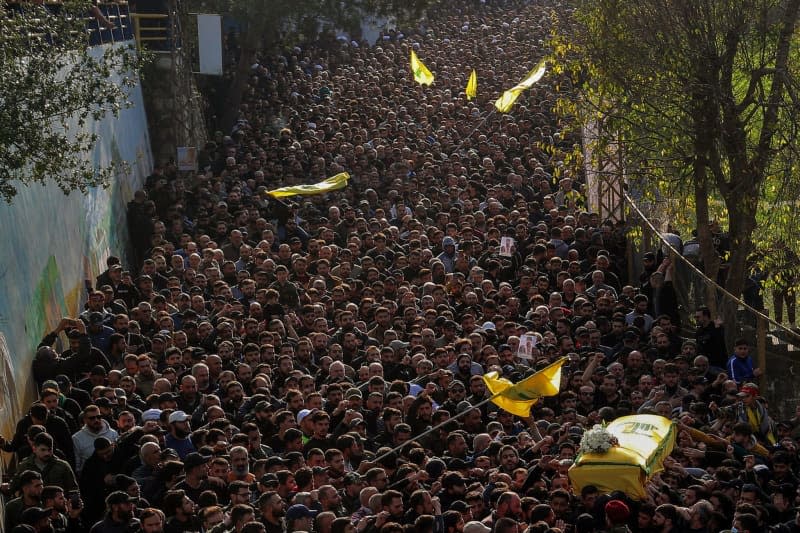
[
  {"left": 186, "top": 0, "right": 434, "bottom": 131},
  {"left": 0, "top": 0, "right": 145, "bottom": 203},
  {"left": 554, "top": 0, "right": 800, "bottom": 333}
]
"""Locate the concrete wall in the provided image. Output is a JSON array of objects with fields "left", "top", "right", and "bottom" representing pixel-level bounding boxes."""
[
  {"left": 143, "top": 53, "right": 207, "bottom": 166},
  {"left": 0, "top": 42, "right": 153, "bottom": 435}
]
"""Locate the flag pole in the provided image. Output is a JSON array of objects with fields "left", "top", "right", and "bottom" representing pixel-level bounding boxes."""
[
  {"left": 449, "top": 60, "right": 546, "bottom": 157},
  {"left": 371, "top": 357, "right": 566, "bottom": 464},
  {"left": 371, "top": 392, "right": 504, "bottom": 465},
  {"left": 451, "top": 108, "right": 497, "bottom": 156}
]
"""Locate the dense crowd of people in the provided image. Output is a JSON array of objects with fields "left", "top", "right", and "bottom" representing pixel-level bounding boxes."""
[{"left": 5, "top": 1, "right": 797, "bottom": 532}]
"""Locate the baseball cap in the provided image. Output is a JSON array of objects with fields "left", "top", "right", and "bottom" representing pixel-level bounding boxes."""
[
  {"left": 254, "top": 400, "right": 272, "bottom": 413},
  {"left": 168, "top": 410, "right": 190, "bottom": 424},
  {"left": 753, "top": 464, "right": 770, "bottom": 475},
  {"left": 96, "top": 397, "right": 112, "bottom": 409},
  {"left": 464, "top": 522, "right": 491, "bottom": 533},
  {"left": 389, "top": 339, "right": 409, "bottom": 351},
  {"left": 265, "top": 457, "right": 287, "bottom": 469},
  {"left": 55, "top": 375, "right": 71, "bottom": 390},
  {"left": 297, "top": 409, "right": 312, "bottom": 424},
  {"left": 343, "top": 472, "right": 363, "bottom": 486},
  {"left": 345, "top": 389, "right": 362, "bottom": 400},
  {"left": 568, "top": 426, "right": 585, "bottom": 437},
  {"left": 142, "top": 409, "right": 162, "bottom": 422},
  {"left": 349, "top": 418, "right": 366, "bottom": 429},
  {"left": 457, "top": 401, "right": 473, "bottom": 413},
  {"left": 286, "top": 504, "right": 318, "bottom": 520},
  {"left": 41, "top": 380, "right": 59, "bottom": 392},
  {"left": 260, "top": 473, "right": 279, "bottom": 487},
  {"left": 20, "top": 507, "right": 53, "bottom": 524},
  {"left": 183, "top": 452, "right": 210, "bottom": 470},
  {"left": 106, "top": 491, "right": 136, "bottom": 506},
  {"left": 738, "top": 383, "right": 759, "bottom": 397}
]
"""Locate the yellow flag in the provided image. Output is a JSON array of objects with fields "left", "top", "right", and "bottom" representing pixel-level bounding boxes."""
[
  {"left": 266, "top": 172, "right": 349, "bottom": 198},
  {"left": 494, "top": 59, "right": 547, "bottom": 113},
  {"left": 410, "top": 50, "right": 434, "bottom": 86},
  {"left": 482, "top": 357, "right": 565, "bottom": 417},
  {"left": 466, "top": 69, "right": 477, "bottom": 100},
  {"left": 568, "top": 415, "right": 676, "bottom": 500}
]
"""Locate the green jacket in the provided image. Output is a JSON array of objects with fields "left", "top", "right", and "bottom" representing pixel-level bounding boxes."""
[
  {"left": 13, "top": 454, "right": 78, "bottom": 494},
  {"left": 5, "top": 497, "right": 36, "bottom": 531}
]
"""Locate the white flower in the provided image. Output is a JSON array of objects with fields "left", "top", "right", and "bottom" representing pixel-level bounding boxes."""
[{"left": 578, "top": 425, "right": 618, "bottom": 454}]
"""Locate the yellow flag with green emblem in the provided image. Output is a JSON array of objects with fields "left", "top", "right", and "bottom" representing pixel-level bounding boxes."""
[
  {"left": 494, "top": 59, "right": 547, "bottom": 113},
  {"left": 266, "top": 172, "right": 349, "bottom": 198},
  {"left": 482, "top": 357, "right": 565, "bottom": 417},
  {"left": 410, "top": 50, "right": 434, "bottom": 86},
  {"left": 466, "top": 69, "right": 477, "bottom": 100}
]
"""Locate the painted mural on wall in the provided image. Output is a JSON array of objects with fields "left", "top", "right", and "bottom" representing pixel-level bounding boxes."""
[
  {"left": 0, "top": 333, "right": 21, "bottom": 431},
  {"left": 0, "top": 42, "right": 153, "bottom": 432}
]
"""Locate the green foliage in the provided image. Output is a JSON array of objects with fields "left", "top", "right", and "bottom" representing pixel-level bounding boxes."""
[
  {"left": 0, "top": 0, "right": 146, "bottom": 203},
  {"left": 551, "top": 0, "right": 800, "bottom": 298}
]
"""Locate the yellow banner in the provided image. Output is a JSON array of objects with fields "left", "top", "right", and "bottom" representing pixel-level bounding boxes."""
[
  {"left": 410, "top": 50, "right": 434, "bottom": 86},
  {"left": 494, "top": 60, "right": 547, "bottom": 113},
  {"left": 483, "top": 358, "right": 565, "bottom": 417},
  {"left": 266, "top": 172, "right": 349, "bottom": 198},
  {"left": 466, "top": 69, "right": 477, "bottom": 100},
  {"left": 568, "top": 415, "right": 676, "bottom": 500}
]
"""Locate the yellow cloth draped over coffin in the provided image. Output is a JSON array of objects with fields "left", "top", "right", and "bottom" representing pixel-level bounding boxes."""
[{"left": 568, "top": 415, "right": 676, "bottom": 500}]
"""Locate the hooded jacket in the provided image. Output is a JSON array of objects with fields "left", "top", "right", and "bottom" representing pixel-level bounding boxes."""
[{"left": 72, "top": 420, "right": 118, "bottom": 474}]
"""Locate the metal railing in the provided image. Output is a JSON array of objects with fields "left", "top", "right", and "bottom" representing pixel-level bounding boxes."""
[
  {"left": 88, "top": 2, "right": 135, "bottom": 45},
  {"left": 4, "top": 2, "right": 135, "bottom": 46},
  {"left": 130, "top": 12, "right": 169, "bottom": 49},
  {"left": 624, "top": 192, "right": 800, "bottom": 418},
  {"left": 129, "top": 0, "right": 181, "bottom": 52}
]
